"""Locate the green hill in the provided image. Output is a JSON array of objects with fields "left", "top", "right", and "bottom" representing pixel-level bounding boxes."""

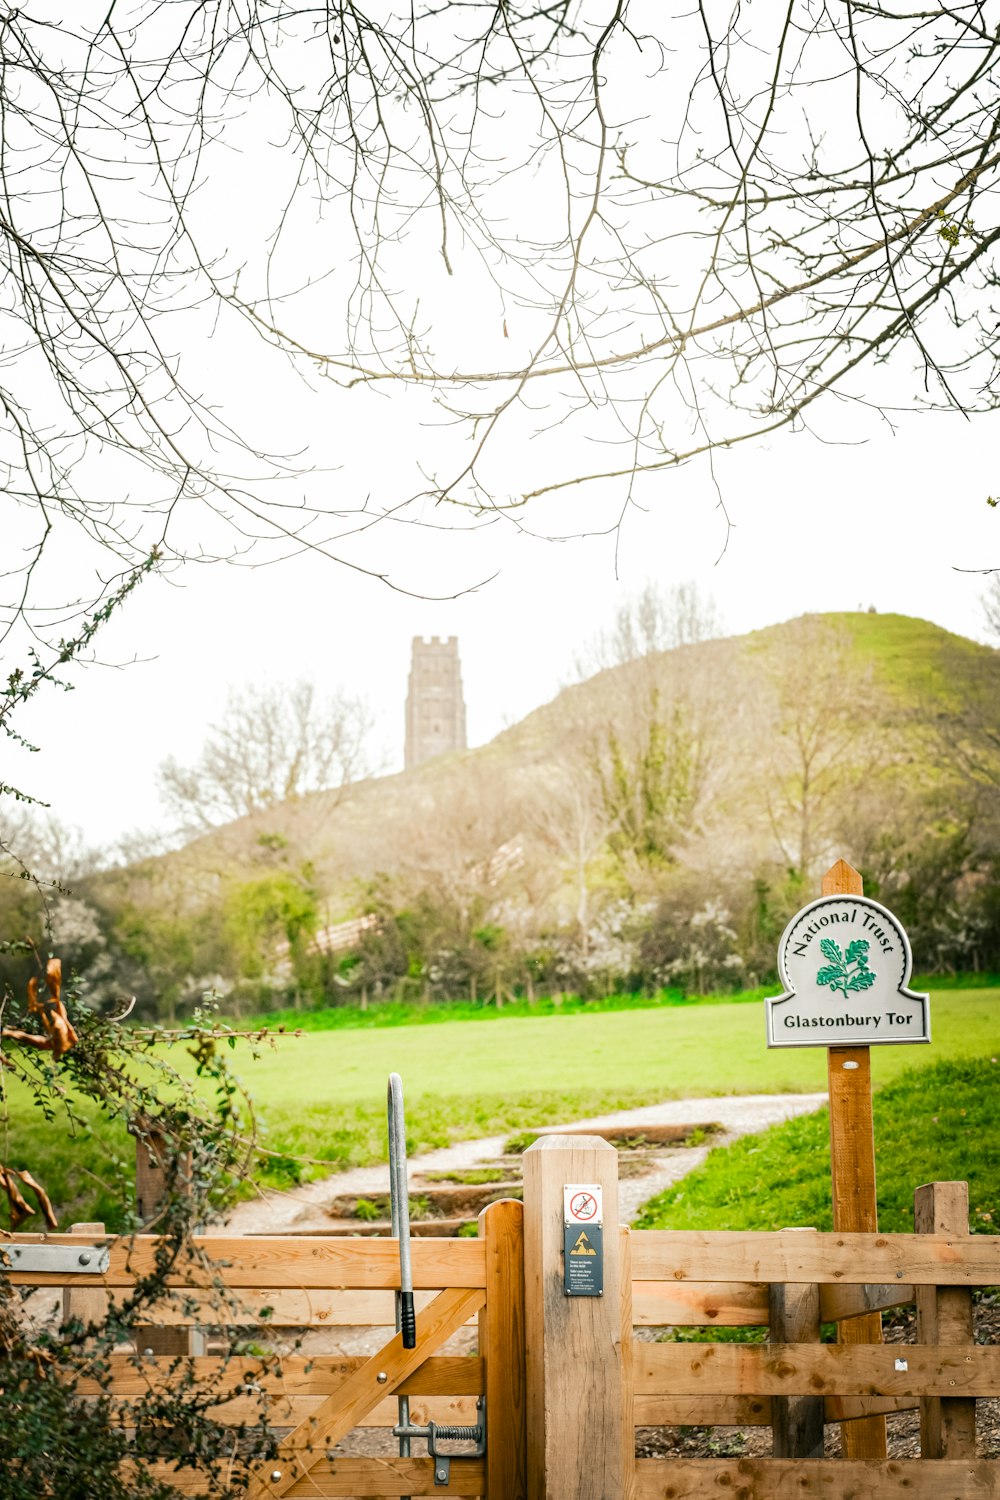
[{"left": 16, "top": 612, "right": 1000, "bottom": 1016}]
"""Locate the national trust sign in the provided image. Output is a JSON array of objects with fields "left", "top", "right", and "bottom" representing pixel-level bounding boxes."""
[{"left": 765, "top": 894, "right": 930, "bottom": 1049}]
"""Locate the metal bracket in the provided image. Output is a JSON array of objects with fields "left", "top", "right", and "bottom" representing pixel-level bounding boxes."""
[
  {"left": 393, "top": 1395, "right": 486, "bottom": 1485},
  {"left": 0, "top": 1242, "right": 110, "bottom": 1275},
  {"left": 432, "top": 1455, "right": 450, "bottom": 1487}
]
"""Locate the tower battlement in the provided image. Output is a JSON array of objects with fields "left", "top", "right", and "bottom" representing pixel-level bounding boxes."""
[{"left": 404, "top": 636, "right": 467, "bottom": 769}]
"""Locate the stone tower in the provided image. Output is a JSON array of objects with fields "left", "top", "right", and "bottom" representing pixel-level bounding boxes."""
[{"left": 404, "top": 636, "right": 467, "bottom": 769}]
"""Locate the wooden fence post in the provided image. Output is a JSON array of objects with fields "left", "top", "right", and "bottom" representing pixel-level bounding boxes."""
[
  {"left": 769, "top": 1228, "right": 823, "bottom": 1457},
  {"left": 619, "top": 1225, "right": 634, "bottom": 1491},
  {"left": 915, "top": 1180, "right": 976, "bottom": 1458},
  {"left": 478, "top": 1198, "right": 527, "bottom": 1500},
  {"left": 822, "top": 858, "right": 887, "bottom": 1460},
  {"left": 522, "top": 1134, "right": 633, "bottom": 1500},
  {"left": 134, "top": 1129, "right": 199, "bottom": 1356},
  {"left": 62, "top": 1221, "right": 108, "bottom": 1330}
]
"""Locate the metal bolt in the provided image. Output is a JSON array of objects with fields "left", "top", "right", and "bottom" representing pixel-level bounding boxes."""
[
  {"left": 78, "top": 1252, "right": 92, "bottom": 1266},
  {"left": 436, "top": 1470, "right": 448, "bottom": 1483},
  {"left": 271, "top": 1471, "right": 282, "bottom": 1482},
  {"left": 376, "top": 1371, "right": 388, "bottom": 1384},
  {"left": 895, "top": 1270, "right": 903, "bottom": 1278},
  {"left": 142, "top": 1347, "right": 154, "bottom": 1357}
]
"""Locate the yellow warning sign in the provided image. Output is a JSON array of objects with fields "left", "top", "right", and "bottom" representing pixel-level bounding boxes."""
[{"left": 570, "top": 1230, "right": 597, "bottom": 1256}]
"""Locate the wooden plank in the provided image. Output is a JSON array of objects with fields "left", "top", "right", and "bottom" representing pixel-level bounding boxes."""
[
  {"left": 636, "top": 1394, "right": 772, "bottom": 1426},
  {"left": 478, "top": 1198, "right": 527, "bottom": 1500},
  {"left": 85, "top": 1354, "right": 483, "bottom": 1400},
  {"left": 823, "top": 858, "right": 886, "bottom": 1461},
  {"left": 819, "top": 1282, "right": 914, "bottom": 1322},
  {"left": 915, "top": 1180, "right": 977, "bottom": 1459},
  {"left": 110, "top": 1277, "right": 766, "bottom": 1329},
  {"left": 629, "top": 1229, "right": 1000, "bottom": 1284},
  {"left": 99, "top": 1286, "right": 476, "bottom": 1326},
  {"left": 248, "top": 1216, "right": 478, "bottom": 1238},
  {"left": 90, "top": 1362, "right": 477, "bottom": 1427},
  {"left": 632, "top": 1280, "right": 769, "bottom": 1326},
  {"left": 156, "top": 1391, "right": 474, "bottom": 1428},
  {"left": 633, "top": 1393, "right": 919, "bottom": 1427},
  {"left": 825, "top": 1394, "right": 919, "bottom": 1421},
  {"left": 244, "top": 1284, "right": 485, "bottom": 1500},
  {"left": 634, "top": 1341, "right": 1000, "bottom": 1396},
  {"left": 534, "top": 1124, "right": 719, "bottom": 1146},
  {"left": 14, "top": 1228, "right": 999, "bottom": 1290},
  {"left": 285, "top": 1457, "right": 485, "bottom": 1496},
  {"left": 524, "top": 1134, "right": 630, "bottom": 1500},
  {"left": 633, "top": 1458, "right": 1000, "bottom": 1498},
  {"left": 147, "top": 1456, "right": 486, "bottom": 1496},
  {"left": 768, "top": 1231, "right": 822, "bottom": 1457},
  {"left": 4, "top": 1233, "right": 486, "bottom": 1288}
]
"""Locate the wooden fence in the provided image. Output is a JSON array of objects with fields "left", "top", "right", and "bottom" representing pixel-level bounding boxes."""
[{"left": 5, "top": 1134, "right": 1000, "bottom": 1498}]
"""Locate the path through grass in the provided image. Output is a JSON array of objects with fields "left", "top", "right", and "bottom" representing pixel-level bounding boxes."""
[{"left": 3, "top": 987, "right": 998, "bottom": 1227}]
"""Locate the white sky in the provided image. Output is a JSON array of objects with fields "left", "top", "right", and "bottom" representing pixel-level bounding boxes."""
[
  {"left": 7, "top": 401, "right": 997, "bottom": 852},
  {"left": 3, "top": 7, "right": 999, "bottom": 852}
]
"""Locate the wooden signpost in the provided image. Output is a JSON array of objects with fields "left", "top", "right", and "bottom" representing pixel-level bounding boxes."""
[
  {"left": 766, "top": 858, "right": 932, "bottom": 1461},
  {"left": 822, "top": 859, "right": 886, "bottom": 1459}
]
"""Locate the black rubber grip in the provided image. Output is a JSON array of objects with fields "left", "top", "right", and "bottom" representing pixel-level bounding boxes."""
[{"left": 401, "top": 1291, "right": 416, "bottom": 1348}]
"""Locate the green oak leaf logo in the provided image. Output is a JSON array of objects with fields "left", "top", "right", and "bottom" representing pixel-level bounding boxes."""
[{"left": 815, "top": 938, "right": 876, "bottom": 999}]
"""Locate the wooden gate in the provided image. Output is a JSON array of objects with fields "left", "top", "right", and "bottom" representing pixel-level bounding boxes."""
[
  {"left": 7, "top": 1139, "right": 1000, "bottom": 1497},
  {"left": 7, "top": 1199, "right": 525, "bottom": 1498}
]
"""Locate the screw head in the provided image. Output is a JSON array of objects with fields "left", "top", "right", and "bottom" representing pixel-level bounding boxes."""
[
  {"left": 78, "top": 1252, "right": 92, "bottom": 1266},
  {"left": 270, "top": 1471, "right": 282, "bottom": 1482},
  {"left": 437, "top": 1470, "right": 448, "bottom": 1482},
  {"left": 376, "top": 1371, "right": 388, "bottom": 1384}
]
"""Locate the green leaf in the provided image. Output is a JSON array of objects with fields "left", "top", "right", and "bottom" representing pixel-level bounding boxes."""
[
  {"left": 816, "top": 965, "right": 843, "bottom": 988},
  {"left": 819, "top": 938, "right": 842, "bottom": 964},
  {"left": 846, "top": 969, "right": 877, "bottom": 992},
  {"left": 844, "top": 939, "right": 870, "bottom": 966}
]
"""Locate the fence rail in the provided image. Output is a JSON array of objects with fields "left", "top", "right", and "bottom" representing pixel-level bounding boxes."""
[{"left": 5, "top": 1146, "right": 1000, "bottom": 1497}]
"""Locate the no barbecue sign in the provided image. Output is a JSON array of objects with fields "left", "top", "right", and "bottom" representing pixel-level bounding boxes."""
[{"left": 765, "top": 894, "right": 930, "bottom": 1049}]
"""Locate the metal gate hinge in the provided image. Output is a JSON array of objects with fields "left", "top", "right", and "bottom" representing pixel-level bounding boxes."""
[{"left": 1, "top": 1242, "right": 110, "bottom": 1275}]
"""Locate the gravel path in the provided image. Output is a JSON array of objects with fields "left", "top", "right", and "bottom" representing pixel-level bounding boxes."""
[{"left": 219, "top": 1090, "right": 828, "bottom": 1235}]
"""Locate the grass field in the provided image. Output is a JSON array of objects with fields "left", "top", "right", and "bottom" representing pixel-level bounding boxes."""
[
  {"left": 636, "top": 1055, "right": 1000, "bottom": 1235},
  {"left": 2, "top": 986, "right": 999, "bottom": 1229}
]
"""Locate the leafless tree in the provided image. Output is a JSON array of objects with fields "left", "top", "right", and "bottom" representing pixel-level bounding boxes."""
[
  {"left": 158, "top": 681, "right": 376, "bottom": 832},
  {"left": 2, "top": 3, "right": 999, "bottom": 714},
  {"left": 530, "top": 756, "right": 616, "bottom": 958},
  {"left": 755, "top": 619, "right": 894, "bottom": 881},
  {"left": 983, "top": 576, "right": 1000, "bottom": 643},
  {"left": 575, "top": 581, "right": 723, "bottom": 677}
]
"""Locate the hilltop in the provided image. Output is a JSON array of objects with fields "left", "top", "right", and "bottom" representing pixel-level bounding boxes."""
[{"left": 30, "top": 612, "right": 1000, "bottom": 1015}]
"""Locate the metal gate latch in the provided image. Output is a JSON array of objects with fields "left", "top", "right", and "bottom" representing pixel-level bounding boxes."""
[
  {"left": 393, "top": 1395, "right": 486, "bottom": 1486},
  {"left": 1, "top": 1242, "right": 111, "bottom": 1275}
]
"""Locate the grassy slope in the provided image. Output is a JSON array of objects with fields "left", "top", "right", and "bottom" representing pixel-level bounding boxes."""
[
  {"left": 3, "top": 986, "right": 998, "bottom": 1228},
  {"left": 635, "top": 1055, "right": 1000, "bottom": 1235},
  {"left": 98, "top": 612, "right": 1000, "bottom": 902}
]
